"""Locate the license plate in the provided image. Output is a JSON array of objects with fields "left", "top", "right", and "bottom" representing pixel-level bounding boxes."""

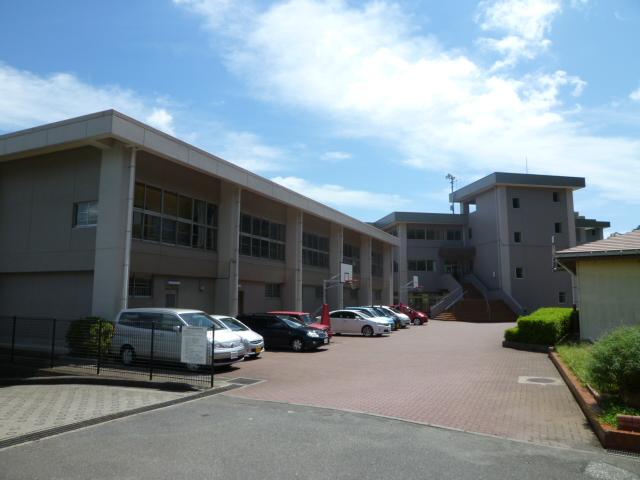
[
  {"left": 255, "top": 346, "right": 263, "bottom": 353},
  {"left": 230, "top": 351, "right": 238, "bottom": 359},
  {"left": 323, "top": 338, "right": 328, "bottom": 344}
]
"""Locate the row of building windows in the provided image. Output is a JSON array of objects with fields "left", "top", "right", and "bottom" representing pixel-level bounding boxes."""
[
  {"left": 371, "top": 252, "right": 383, "bottom": 277},
  {"left": 343, "top": 243, "right": 360, "bottom": 274},
  {"left": 240, "top": 213, "right": 286, "bottom": 261},
  {"left": 302, "top": 232, "right": 329, "bottom": 268},
  {"left": 132, "top": 183, "right": 218, "bottom": 251},
  {"left": 407, "top": 228, "right": 462, "bottom": 241},
  {"left": 407, "top": 260, "right": 436, "bottom": 272}
]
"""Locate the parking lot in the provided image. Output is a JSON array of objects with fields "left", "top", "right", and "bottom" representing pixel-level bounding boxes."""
[{"left": 224, "top": 320, "right": 599, "bottom": 450}]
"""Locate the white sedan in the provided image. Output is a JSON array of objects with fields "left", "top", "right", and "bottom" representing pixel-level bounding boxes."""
[
  {"left": 328, "top": 310, "right": 390, "bottom": 336},
  {"left": 213, "top": 315, "right": 265, "bottom": 359}
]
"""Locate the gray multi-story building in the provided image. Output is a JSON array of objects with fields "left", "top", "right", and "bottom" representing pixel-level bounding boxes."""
[
  {"left": 374, "top": 173, "right": 609, "bottom": 320},
  {"left": 0, "top": 110, "right": 397, "bottom": 322}
]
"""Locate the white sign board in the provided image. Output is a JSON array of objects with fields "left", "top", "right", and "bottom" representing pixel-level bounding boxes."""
[
  {"left": 180, "top": 326, "right": 208, "bottom": 365},
  {"left": 412, "top": 275, "right": 419, "bottom": 288}
]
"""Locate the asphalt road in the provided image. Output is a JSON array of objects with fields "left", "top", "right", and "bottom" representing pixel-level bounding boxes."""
[{"left": 1, "top": 395, "right": 639, "bottom": 480}]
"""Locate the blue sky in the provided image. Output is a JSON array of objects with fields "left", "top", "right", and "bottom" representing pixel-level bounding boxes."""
[{"left": 1, "top": 0, "right": 639, "bottom": 232}]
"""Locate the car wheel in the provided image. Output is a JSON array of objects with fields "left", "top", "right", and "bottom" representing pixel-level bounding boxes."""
[
  {"left": 291, "top": 338, "right": 304, "bottom": 352},
  {"left": 120, "top": 345, "right": 135, "bottom": 366},
  {"left": 361, "top": 325, "right": 374, "bottom": 337},
  {"left": 414, "top": 318, "right": 423, "bottom": 326}
]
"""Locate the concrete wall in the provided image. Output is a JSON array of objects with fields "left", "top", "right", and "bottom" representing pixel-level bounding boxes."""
[
  {"left": 0, "top": 147, "right": 100, "bottom": 275},
  {"left": 576, "top": 257, "right": 640, "bottom": 340},
  {"left": 467, "top": 189, "right": 500, "bottom": 290},
  {"left": 128, "top": 275, "right": 215, "bottom": 313}
]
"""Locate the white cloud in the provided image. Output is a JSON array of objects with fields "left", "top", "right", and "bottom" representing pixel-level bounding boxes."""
[
  {"left": 476, "top": 0, "right": 562, "bottom": 69},
  {"left": 214, "top": 131, "right": 286, "bottom": 172},
  {"left": 321, "top": 150, "right": 352, "bottom": 162},
  {"left": 271, "top": 175, "right": 408, "bottom": 210},
  {"left": 630, "top": 88, "right": 640, "bottom": 102},
  {"left": 0, "top": 63, "right": 176, "bottom": 135},
  {"left": 176, "top": 0, "right": 640, "bottom": 203}
]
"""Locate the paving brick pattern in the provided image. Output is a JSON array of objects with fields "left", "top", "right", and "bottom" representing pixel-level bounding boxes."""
[
  {"left": 0, "top": 384, "right": 190, "bottom": 441},
  {"left": 226, "top": 320, "right": 599, "bottom": 450}
]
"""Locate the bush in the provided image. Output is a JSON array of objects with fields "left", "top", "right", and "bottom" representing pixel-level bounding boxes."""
[
  {"left": 587, "top": 325, "right": 640, "bottom": 398},
  {"left": 65, "top": 317, "right": 114, "bottom": 356},
  {"left": 503, "top": 307, "right": 574, "bottom": 345}
]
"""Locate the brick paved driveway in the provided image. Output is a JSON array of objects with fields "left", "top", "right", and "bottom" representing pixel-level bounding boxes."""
[{"left": 226, "top": 320, "right": 599, "bottom": 450}]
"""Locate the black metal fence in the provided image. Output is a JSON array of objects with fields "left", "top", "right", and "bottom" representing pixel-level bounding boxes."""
[{"left": 0, "top": 316, "right": 215, "bottom": 388}]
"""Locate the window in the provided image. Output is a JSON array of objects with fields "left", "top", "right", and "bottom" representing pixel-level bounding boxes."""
[
  {"left": 240, "top": 213, "right": 286, "bottom": 261},
  {"left": 515, "top": 267, "right": 524, "bottom": 279},
  {"left": 372, "top": 252, "right": 383, "bottom": 277},
  {"left": 426, "top": 229, "right": 442, "bottom": 240},
  {"left": 303, "top": 232, "right": 329, "bottom": 268},
  {"left": 447, "top": 230, "right": 462, "bottom": 241},
  {"left": 552, "top": 191, "right": 560, "bottom": 202},
  {"left": 512, "top": 198, "right": 520, "bottom": 209},
  {"left": 407, "top": 228, "right": 425, "bottom": 239},
  {"left": 265, "top": 283, "right": 281, "bottom": 298},
  {"left": 514, "top": 231, "right": 522, "bottom": 243},
  {"left": 393, "top": 261, "right": 398, "bottom": 273},
  {"left": 132, "top": 183, "right": 217, "bottom": 252},
  {"left": 554, "top": 222, "right": 562, "bottom": 234},
  {"left": 590, "top": 229, "right": 597, "bottom": 237},
  {"left": 558, "top": 291, "right": 567, "bottom": 304},
  {"left": 128, "top": 275, "right": 152, "bottom": 297},
  {"left": 73, "top": 201, "right": 98, "bottom": 227},
  {"left": 426, "top": 260, "right": 436, "bottom": 272},
  {"left": 408, "top": 260, "right": 426, "bottom": 271},
  {"left": 373, "top": 289, "right": 382, "bottom": 302},
  {"left": 468, "top": 228, "right": 473, "bottom": 240}
]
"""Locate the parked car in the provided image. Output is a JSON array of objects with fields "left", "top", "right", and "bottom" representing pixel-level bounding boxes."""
[
  {"left": 111, "top": 308, "right": 245, "bottom": 369},
  {"left": 213, "top": 315, "right": 265, "bottom": 359},
  {"left": 345, "top": 307, "right": 396, "bottom": 331},
  {"left": 269, "top": 311, "right": 333, "bottom": 337},
  {"left": 372, "top": 305, "right": 411, "bottom": 328},
  {"left": 237, "top": 313, "right": 329, "bottom": 352},
  {"left": 391, "top": 304, "right": 429, "bottom": 326},
  {"left": 328, "top": 310, "right": 390, "bottom": 336}
]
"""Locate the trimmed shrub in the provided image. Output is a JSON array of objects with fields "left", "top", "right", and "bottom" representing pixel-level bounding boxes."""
[
  {"left": 587, "top": 325, "right": 640, "bottom": 399},
  {"left": 65, "top": 317, "right": 114, "bottom": 356},
  {"left": 503, "top": 307, "right": 573, "bottom": 345}
]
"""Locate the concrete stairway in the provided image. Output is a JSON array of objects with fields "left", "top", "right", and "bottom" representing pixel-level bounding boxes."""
[{"left": 433, "top": 283, "right": 517, "bottom": 323}]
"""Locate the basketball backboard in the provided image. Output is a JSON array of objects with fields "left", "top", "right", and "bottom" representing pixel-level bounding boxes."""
[{"left": 340, "top": 263, "right": 353, "bottom": 283}]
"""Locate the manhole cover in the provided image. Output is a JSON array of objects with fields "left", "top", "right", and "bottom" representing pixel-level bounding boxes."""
[{"left": 518, "top": 376, "right": 563, "bottom": 386}]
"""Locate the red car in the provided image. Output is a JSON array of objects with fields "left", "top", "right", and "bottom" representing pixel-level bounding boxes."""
[
  {"left": 391, "top": 304, "right": 429, "bottom": 325},
  {"left": 269, "top": 311, "right": 334, "bottom": 337}
]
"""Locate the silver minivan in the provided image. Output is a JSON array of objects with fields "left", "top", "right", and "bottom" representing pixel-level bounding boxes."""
[{"left": 110, "top": 308, "right": 245, "bottom": 369}]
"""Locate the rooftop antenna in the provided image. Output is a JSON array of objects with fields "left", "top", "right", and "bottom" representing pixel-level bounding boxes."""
[{"left": 446, "top": 173, "right": 456, "bottom": 214}]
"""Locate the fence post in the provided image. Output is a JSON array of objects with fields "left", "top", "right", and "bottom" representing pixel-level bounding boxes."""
[
  {"left": 50, "top": 318, "right": 57, "bottom": 368},
  {"left": 10, "top": 316, "right": 17, "bottom": 363},
  {"left": 149, "top": 321, "right": 155, "bottom": 381},
  {"left": 210, "top": 327, "right": 215, "bottom": 388},
  {"left": 96, "top": 318, "right": 102, "bottom": 375}
]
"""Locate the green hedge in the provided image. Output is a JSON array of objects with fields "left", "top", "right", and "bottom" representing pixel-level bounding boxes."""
[
  {"left": 504, "top": 307, "right": 574, "bottom": 346},
  {"left": 65, "top": 317, "right": 114, "bottom": 356}
]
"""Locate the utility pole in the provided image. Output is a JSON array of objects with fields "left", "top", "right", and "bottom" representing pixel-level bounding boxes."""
[{"left": 446, "top": 173, "right": 456, "bottom": 214}]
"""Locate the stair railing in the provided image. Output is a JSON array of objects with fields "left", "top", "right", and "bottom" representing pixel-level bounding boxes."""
[{"left": 430, "top": 274, "right": 464, "bottom": 317}]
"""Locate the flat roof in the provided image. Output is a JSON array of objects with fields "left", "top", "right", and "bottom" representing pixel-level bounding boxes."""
[
  {"left": 556, "top": 230, "right": 640, "bottom": 259},
  {"left": 450, "top": 172, "right": 585, "bottom": 203},
  {"left": 574, "top": 217, "right": 610, "bottom": 229},
  {"left": 0, "top": 110, "right": 398, "bottom": 246},
  {"left": 373, "top": 212, "right": 467, "bottom": 229}
]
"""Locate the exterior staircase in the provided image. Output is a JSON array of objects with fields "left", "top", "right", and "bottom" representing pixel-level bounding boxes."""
[{"left": 433, "top": 283, "right": 517, "bottom": 323}]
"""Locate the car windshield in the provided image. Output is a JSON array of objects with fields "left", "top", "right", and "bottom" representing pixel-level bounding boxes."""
[
  {"left": 179, "top": 312, "right": 224, "bottom": 330},
  {"left": 219, "top": 317, "right": 249, "bottom": 331},
  {"left": 353, "top": 309, "right": 372, "bottom": 318},
  {"left": 298, "top": 314, "right": 314, "bottom": 325},
  {"left": 278, "top": 316, "right": 304, "bottom": 328},
  {"left": 372, "top": 307, "right": 390, "bottom": 317}
]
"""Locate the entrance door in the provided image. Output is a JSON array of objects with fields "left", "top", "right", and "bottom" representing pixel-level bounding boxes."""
[
  {"left": 444, "top": 261, "right": 460, "bottom": 280},
  {"left": 165, "top": 289, "right": 178, "bottom": 308}
]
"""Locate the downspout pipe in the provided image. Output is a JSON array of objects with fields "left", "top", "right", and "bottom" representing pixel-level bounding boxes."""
[{"left": 120, "top": 147, "right": 137, "bottom": 310}]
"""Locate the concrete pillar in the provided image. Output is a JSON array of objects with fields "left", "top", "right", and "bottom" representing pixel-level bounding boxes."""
[
  {"left": 495, "top": 186, "right": 512, "bottom": 295},
  {"left": 328, "top": 223, "right": 344, "bottom": 309},
  {"left": 397, "top": 223, "right": 409, "bottom": 304},
  {"left": 358, "top": 236, "right": 373, "bottom": 305},
  {"left": 214, "top": 183, "right": 241, "bottom": 316},
  {"left": 565, "top": 190, "right": 577, "bottom": 248},
  {"left": 382, "top": 243, "right": 394, "bottom": 305},
  {"left": 283, "top": 207, "right": 303, "bottom": 311},
  {"left": 92, "top": 144, "right": 134, "bottom": 320}
]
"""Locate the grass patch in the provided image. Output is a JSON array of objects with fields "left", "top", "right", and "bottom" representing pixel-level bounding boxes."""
[{"left": 557, "top": 342, "right": 640, "bottom": 428}]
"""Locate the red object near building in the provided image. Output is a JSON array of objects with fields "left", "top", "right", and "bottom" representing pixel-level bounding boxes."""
[
  {"left": 391, "top": 304, "right": 429, "bottom": 325},
  {"left": 269, "top": 311, "right": 334, "bottom": 336}
]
